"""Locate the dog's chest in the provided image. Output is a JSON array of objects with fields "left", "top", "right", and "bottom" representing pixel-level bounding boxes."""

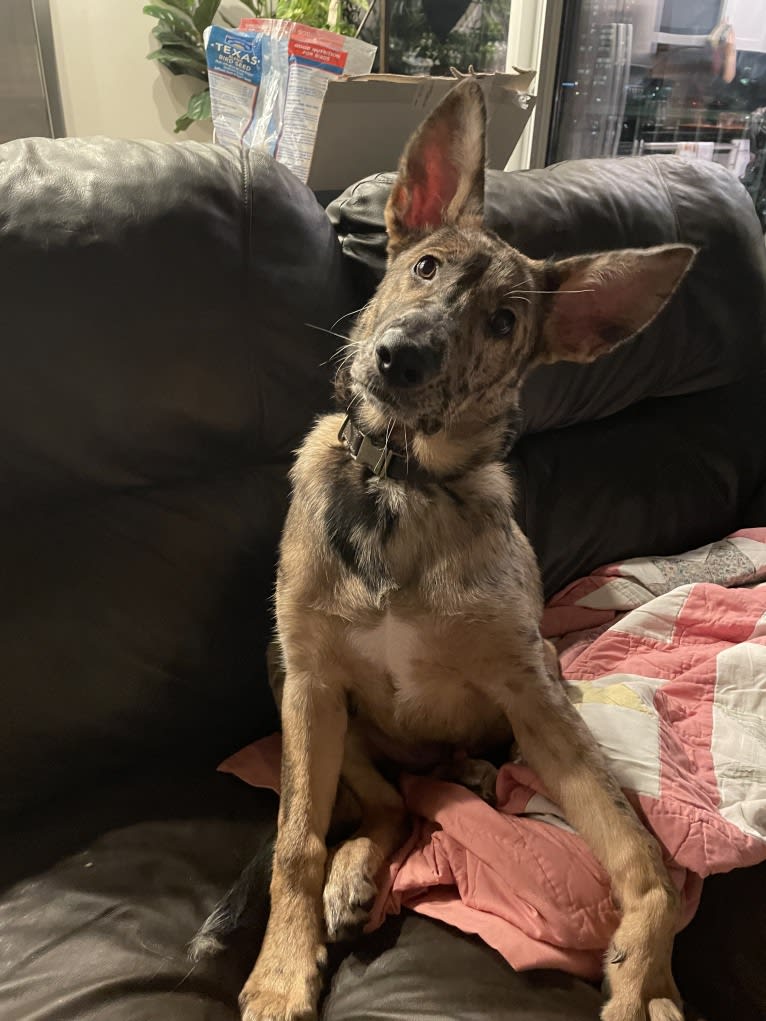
[
  {"left": 350, "top": 611, "right": 418, "bottom": 686},
  {"left": 347, "top": 611, "right": 506, "bottom": 746}
]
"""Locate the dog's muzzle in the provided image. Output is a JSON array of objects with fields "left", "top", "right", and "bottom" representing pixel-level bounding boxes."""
[{"left": 374, "top": 328, "right": 443, "bottom": 390}]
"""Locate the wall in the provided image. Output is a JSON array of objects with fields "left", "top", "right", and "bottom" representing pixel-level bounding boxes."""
[{"left": 50, "top": 0, "right": 213, "bottom": 142}]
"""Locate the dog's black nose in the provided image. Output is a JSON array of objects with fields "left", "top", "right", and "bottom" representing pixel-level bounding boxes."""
[{"left": 375, "top": 330, "right": 441, "bottom": 389}]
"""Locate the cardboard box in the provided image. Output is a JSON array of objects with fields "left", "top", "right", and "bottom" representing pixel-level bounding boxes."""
[{"left": 306, "top": 71, "right": 536, "bottom": 194}]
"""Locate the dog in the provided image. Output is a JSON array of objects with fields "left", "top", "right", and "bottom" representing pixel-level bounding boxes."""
[{"left": 217, "top": 79, "right": 696, "bottom": 1021}]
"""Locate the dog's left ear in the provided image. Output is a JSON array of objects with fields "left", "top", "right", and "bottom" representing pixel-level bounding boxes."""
[
  {"left": 538, "top": 243, "right": 698, "bottom": 364},
  {"left": 385, "top": 78, "right": 486, "bottom": 255}
]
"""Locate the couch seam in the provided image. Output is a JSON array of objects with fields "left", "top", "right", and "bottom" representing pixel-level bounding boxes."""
[
  {"left": 649, "top": 157, "right": 682, "bottom": 241},
  {"left": 239, "top": 147, "right": 252, "bottom": 298},
  {"left": 238, "top": 149, "right": 267, "bottom": 449}
]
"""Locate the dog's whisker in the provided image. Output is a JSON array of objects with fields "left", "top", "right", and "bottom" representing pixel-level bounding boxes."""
[
  {"left": 346, "top": 390, "right": 364, "bottom": 413},
  {"left": 331, "top": 342, "right": 357, "bottom": 358},
  {"left": 331, "top": 350, "right": 357, "bottom": 372},
  {"left": 305, "top": 323, "right": 353, "bottom": 343},
  {"left": 503, "top": 288, "right": 596, "bottom": 296},
  {"left": 384, "top": 418, "right": 395, "bottom": 450},
  {"left": 321, "top": 343, "right": 357, "bottom": 369},
  {"left": 331, "top": 302, "right": 372, "bottom": 333}
]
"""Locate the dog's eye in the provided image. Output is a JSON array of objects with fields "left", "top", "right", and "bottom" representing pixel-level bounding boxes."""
[
  {"left": 413, "top": 255, "right": 439, "bottom": 280},
  {"left": 489, "top": 309, "right": 516, "bottom": 337}
]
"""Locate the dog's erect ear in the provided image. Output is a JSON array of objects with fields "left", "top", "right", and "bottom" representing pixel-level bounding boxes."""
[
  {"left": 538, "top": 244, "right": 697, "bottom": 364},
  {"left": 385, "top": 78, "right": 486, "bottom": 254}
]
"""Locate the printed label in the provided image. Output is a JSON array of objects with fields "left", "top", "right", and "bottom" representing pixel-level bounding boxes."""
[{"left": 205, "top": 26, "right": 262, "bottom": 148}]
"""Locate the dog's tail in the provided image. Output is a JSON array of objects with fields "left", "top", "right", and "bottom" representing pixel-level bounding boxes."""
[{"left": 188, "top": 828, "right": 276, "bottom": 963}]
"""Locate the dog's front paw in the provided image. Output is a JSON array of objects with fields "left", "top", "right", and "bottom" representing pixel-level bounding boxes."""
[
  {"left": 239, "top": 963, "right": 323, "bottom": 1021},
  {"left": 323, "top": 836, "right": 381, "bottom": 942},
  {"left": 600, "top": 997, "right": 683, "bottom": 1021},
  {"left": 599, "top": 880, "right": 683, "bottom": 1021},
  {"left": 239, "top": 943, "right": 325, "bottom": 1021},
  {"left": 601, "top": 940, "right": 683, "bottom": 1021},
  {"left": 239, "top": 984, "right": 315, "bottom": 1021}
]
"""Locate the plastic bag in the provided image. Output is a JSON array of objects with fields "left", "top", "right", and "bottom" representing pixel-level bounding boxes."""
[
  {"left": 206, "top": 19, "right": 376, "bottom": 183},
  {"left": 204, "top": 26, "right": 265, "bottom": 150}
]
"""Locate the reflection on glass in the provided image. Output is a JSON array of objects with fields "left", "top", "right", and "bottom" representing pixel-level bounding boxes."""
[
  {"left": 549, "top": 1, "right": 766, "bottom": 228},
  {"left": 358, "top": 0, "right": 512, "bottom": 76}
]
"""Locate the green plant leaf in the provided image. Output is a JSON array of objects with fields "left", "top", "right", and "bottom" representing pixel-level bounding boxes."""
[
  {"left": 148, "top": 42, "right": 207, "bottom": 67},
  {"left": 143, "top": 4, "right": 198, "bottom": 41},
  {"left": 187, "top": 88, "right": 212, "bottom": 121},
  {"left": 193, "top": 0, "right": 222, "bottom": 32},
  {"left": 162, "top": 0, "right": 194, "bottom": 11},
  {"left": 174, "top": 88, "right": 211, "bottom": 133},
  {"left": 148, "top": 46, "right": 209, "bottom": 81},
  {"left": 151, "top": 26, "right": 202, "bottom": 51}
]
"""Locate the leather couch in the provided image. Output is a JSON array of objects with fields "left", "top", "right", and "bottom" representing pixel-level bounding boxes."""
[{"left": 0, "top": 137, "right": 764, "bottom": 1021}]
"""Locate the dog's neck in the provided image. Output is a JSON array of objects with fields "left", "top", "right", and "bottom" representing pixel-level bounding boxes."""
[
  {"left": 342, "top": 399, "right": 520, "bottom": 484},
  {"left": 338, "top": 414, "right": 434, "bottom": 484}
]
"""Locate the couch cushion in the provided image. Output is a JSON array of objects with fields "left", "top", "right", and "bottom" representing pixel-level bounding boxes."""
[
  {"left": 0, "top": 770, "right": 604, "bottom": 1021},
  {"left": 0, "top": 139, "right": 353, "bottom": 814},
  {"left": 673, "top": 861, "right": 766, "bottom": 1021},
  {"left": 0, "top": 770, "right": 273, "bottom": 1021},
  {"left": 1, "top": 468, "right": 289, "bottom": 816},
  {"left": 0, "top": 765, "right": 760, "bottom": 1021},
  {"left": 323, "top": 914, "right": 602, "bottom": 1021},
  {"left": 515, "top": 372, "right": 766, "bottom": 596},
  {"left": 0, "top": 139, "right": 348, "bottom": 502}
]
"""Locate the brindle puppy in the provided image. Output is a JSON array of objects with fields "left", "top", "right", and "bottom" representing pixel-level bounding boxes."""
[{"left": 237, "top": 80, "right": 695, "bottom": 1021}]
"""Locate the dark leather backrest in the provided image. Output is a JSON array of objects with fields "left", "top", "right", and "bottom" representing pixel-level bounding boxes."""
[
  {"left": 328, "top": 158, "right": 766, "bottom": 591},
  {"left": 0, "top": 138, "right": 350, "bottom": 814}
]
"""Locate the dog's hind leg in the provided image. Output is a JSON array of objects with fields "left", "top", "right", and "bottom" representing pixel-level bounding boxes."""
[
  {"left": 323, "top": 727, "right": 408, "bottom": 943},
  {"left": 239, "top": 660, "right": 347, "bottom": 1021},
  {"left": 490, "top": 637, "right": 682, "bottom": 1021}
]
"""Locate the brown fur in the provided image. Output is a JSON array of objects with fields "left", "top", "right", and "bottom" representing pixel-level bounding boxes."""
[{"left": 239, "top": 79, "right": 696, "bottom": 1021}]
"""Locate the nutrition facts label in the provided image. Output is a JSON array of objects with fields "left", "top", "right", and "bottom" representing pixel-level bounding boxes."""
[{"left": 276, "top": 40, "right": 348, "bottom": 182}]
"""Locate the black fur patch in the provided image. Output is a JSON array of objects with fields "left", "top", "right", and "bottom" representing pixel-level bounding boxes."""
[
  {"left": 443, "top": 484, "right": 465, "bottom": 508},
  {"left": 456, "top": 250, "right": 491, "bottom": 288},
  {"left": 501, "top": 403, "right": 523, "bottom": 457},
  {"left": 324, "top": 453, "right": 397, "bottom": 592}
]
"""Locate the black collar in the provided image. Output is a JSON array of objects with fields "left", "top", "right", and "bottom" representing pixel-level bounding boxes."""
[{"left": 338, "top": 414, "right": 433, "bottom": 484}]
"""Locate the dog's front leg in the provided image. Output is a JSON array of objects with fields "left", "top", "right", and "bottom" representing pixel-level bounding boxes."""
[
  {"left": 323, "top": 726, "right": 409, "bottom": 942},
  {"left": 240, "top": 669, "right": 347, "bottom": 1021},
  {"left": 494, "top": 645, "right": 682, "bottom": 1021}
]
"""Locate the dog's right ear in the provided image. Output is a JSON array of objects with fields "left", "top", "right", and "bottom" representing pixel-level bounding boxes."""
[{"left": 385, "top": 78, "right": 486, "bottom": 255}]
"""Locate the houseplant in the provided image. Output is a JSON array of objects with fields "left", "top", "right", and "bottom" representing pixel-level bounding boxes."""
[{"left": 144, "top": 0, "right": 363, "bottom": 133}]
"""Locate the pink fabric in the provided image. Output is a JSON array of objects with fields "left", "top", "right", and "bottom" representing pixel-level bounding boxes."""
[{"left": 219, "top": 529, "right": 766, "bottom": 979}]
